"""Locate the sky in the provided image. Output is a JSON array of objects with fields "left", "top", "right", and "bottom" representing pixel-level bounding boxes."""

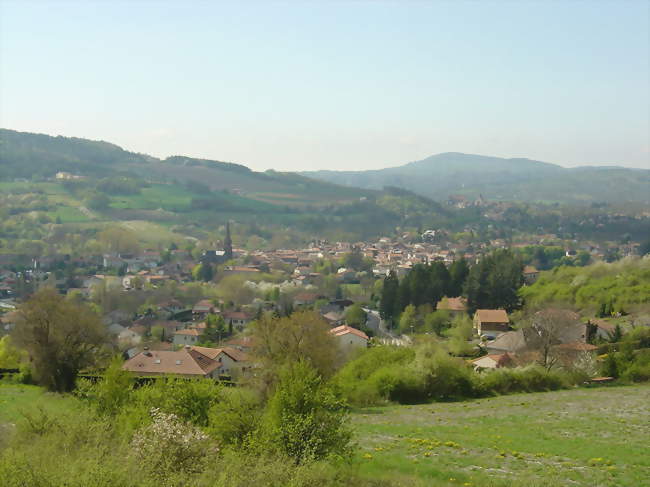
[{"left": 0, "top": 0, "right": 648, "bottom": 171}]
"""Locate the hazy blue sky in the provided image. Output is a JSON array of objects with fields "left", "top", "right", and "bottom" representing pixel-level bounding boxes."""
[{"left": 1, "top": 0, "right": 648, "bottom": 171}]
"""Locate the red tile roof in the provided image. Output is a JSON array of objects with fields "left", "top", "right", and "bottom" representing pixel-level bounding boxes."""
[
  {"left": 123, "top": 349, "right": 220, "bottom": 376},
  {"left": 330, "top": 325, "right": 369, "bottom": 341},
  {"left": 475, "top": 309, "right": 509, "bottom": 324}
]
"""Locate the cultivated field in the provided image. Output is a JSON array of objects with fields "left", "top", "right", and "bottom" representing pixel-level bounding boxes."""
[{"left": 352, "top": 384, "right": 650, "bottom": 487}]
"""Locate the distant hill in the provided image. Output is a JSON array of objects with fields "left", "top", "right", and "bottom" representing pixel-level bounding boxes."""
[
  {"left": 303, "top": 152, "right": 650, "bottom": 204},
  {"left": 0, "top": 129, "right": 372, "bottom": 206}
]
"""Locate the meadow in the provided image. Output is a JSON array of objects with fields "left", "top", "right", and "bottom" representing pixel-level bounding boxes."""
[
  {"left": 353, "top": 384, "right": 650, "bottom": 487},
  {"left": 1, "top": 383, "right": 648, "bottom": 486}
]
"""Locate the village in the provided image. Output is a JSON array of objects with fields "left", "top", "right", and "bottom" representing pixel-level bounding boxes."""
[{"left": 2, "top": 218, "right": 643, "bottom": 386}]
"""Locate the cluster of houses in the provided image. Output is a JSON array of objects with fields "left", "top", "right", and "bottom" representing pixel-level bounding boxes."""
[
  {"left": 0, "top": 230, "right": 641, "bottom": 382},
  {"left": 470, "top": 307, "right": 616, "bottom": 371}
]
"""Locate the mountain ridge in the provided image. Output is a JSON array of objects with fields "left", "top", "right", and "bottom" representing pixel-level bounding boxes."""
[{"left": 302, "top": 152, "right": 649, "bottom": 204}]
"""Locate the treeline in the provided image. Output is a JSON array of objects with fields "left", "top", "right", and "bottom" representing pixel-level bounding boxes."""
[
  {"left": 515, "top": 245, "right": 590, "bottom": 270},
  {"left": 380, "top": 249, "right": 524, "bottom": 324},
  {"left": 0, "top": 128, "right": 148, "bottom": 180}
]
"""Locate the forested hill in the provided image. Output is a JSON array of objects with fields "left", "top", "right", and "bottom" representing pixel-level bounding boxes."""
[
  {"left": 0, "top": 129, "right": 372, "bottom": 205},
  {"left": 303, "top": 152, "right": 650, "bottom": 204}
]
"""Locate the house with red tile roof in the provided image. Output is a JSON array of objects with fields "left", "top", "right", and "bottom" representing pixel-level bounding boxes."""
[
  {"left": 473, "top": 309, "right": 510, "bottom": 338},
  {"left": 122, "top": 348, "right": 220, "bottom": 378},
  {"left": 330, "top": 325, "right": 369, "bottom": 352}
]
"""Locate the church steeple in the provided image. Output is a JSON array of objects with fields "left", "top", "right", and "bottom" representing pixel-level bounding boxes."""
[{"left": 224, "top": 221, "right": 233, "bottom": 260}]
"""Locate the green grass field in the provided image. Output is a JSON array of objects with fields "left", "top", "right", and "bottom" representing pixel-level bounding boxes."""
[
  {"left": 352, "top": 384, "right": 650, "bottom": 487},
  {"left": 0, "top": 384, "right": 78, "bottom": 424},
  {"left": 1, "top": 384, "right": 648, "bottom": 486}
]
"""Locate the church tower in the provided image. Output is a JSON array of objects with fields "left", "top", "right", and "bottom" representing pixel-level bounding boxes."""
[{"left": 224, "top": 221, "right": 233, "bottom": 260}]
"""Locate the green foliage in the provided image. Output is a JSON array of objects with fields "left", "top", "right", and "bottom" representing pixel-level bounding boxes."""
[
  {"left": 151, "top": 325, "right": 165, "bottom": 342},
  {"left": 207, "top": 388, "right": 262, "bottom": 447},
  {"left": 398, "top": 304, "right": 418, "bottom": 334},
  {"left": 423, "top": 310, "right": 451, "bottom": 336},
  {"left": 443, "top": 314, "right": 475, "bottom": 356},
  {"left": 477, "top": 365, "right": 570, "bottom": 395},
  {"left": 519, "top": 257, "right": 650, "bottom": 312},
  {"left": 91, "top": 356, "right": 133, "bottom": 416},
  {"left": 448, "top": 257, "right": 469, "bottom": 297},
  {"left": 255, "top": 361, "right": 352, "bottom": 464},
  {"left": 379, "top": 270, "right": 399, "bottom": 324},
  {"left": 85, "top": 191, "right": 111, "bottom": 210},
  {"left": 11, "top": 288, "right": 106, "bottom": 392},
  {"left": 193, "top": 262, "right": 214, "bottom": 282},
  {"left": 344, "top": 303, "right": 367, "bottom": 328},
  {"left": 465, "top": 248, "right": 523, "bottom": 313},
  {"left": 0, "top": 335, "right": 23, "bottom": 369},
  {"left": 250, "top": 311, "right": 338, "bottom": 385},
  {"left": 334, "top": 346, "right": 416, "bottom": 406},
  {"left": 335, "top": 342, "right": 581, "bottom": 407}
]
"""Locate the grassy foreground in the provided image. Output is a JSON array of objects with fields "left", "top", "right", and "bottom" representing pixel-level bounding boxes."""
[
  {"left": 352, "top": 384, "right": 650, "bottom": 487},
  {"left": 1, "top": 384, "right": 648, "bottom": 486}
]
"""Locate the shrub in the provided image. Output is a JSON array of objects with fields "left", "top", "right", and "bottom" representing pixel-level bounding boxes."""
[
  {"left": 255, "top": 361, "right": 352, "bottom": 464},
  {"left": 479, "top": 366, "right": 569, "bottom": 395},
  {"left": 131, "top": 408, "right": 217, "bottom": 478},
  {"left": 334, "top": 346, "right": 414, "bottom": 405},
  {"left": 207, "top": 387, "right": 262, "bottom": 447},
  {"left": 418, "top": 351, "right": 477, "bottom": 400}
]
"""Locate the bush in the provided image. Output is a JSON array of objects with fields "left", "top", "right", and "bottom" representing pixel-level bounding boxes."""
[
  {"left": 418, "top": 351, "right": 477, "bottom": 400},
  {"left": 207, "top": 387, "right": 262, "bottom": 447},
  {"left": 479, "top": 366, "right": 570, "bottom": 395},
  {"left": 334, "top": 346, "right": 414, "bottom": 406},
  {"left": 255, "top": 361, "right": 352, "bottom": 464},
  {"left": 131, "top": 408, "right": 217, "bottom": 478}
]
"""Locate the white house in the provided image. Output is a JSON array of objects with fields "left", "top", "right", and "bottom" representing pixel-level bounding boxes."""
[
  {"left": 330, "top": 325, "right": 369, "bottom": 353},
  {"left": 173, "top": 328, "right": 202, "bottom": 346}
]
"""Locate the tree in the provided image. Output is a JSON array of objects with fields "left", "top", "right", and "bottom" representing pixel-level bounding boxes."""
[
  {"left": 399, "top": 304, "right": 418, "bottom": 335},
  {"left": 602, "top": 351, "right": 619, "bottom": 378},
  {"left": 85, "top": 191, "right": 110, "bottom": 210},
  {"left": 525, "top": 309, "right": 578, "bottom": 371},
  {"left": 424, "top": 310, "right": 451, "bottom": 336},
  {"left": 203, "top": 313, "right": 226, "bottom": 343},
  {"left": 98, "top": 226, "right": 140, "bottom": 255},
  {"left": 12, "top": 287, "right": 107, "bottom": 392},
  {"left": 93, "top": 355, "right": 133, "bottom": 415},
  {"left": 444, "top": 314, "right": 474, "bottom": 356},
  {"left": 0, "top": 335, "right": 23, "bottom": 368},
  {"left": 151, "top": 325, "right": 165, "bottom": 342},
  {"left": 256, "top": 360, "right": 352, "bottom": 464},
  {"left": 344, "top": 303, "right": 367, "bottom": 328},
  {"left": 193, "top": 262, "right": 214, "bottom": 282},
  {"left": 448, "top": 258, "right": 469, "bottom": 297},
  {"left": 465, "top": 249, "right": 523, "bottom": 313},
  {"left": 251, "top": 311, "right": 338, "bottom": 389}
]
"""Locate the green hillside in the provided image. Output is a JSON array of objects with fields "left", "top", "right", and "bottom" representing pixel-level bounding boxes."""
[
  {"left": 0, "top": 128, "right": 371, "bottom": 207},
  {"left": 303, "top": 152, "right": 650, "bottom": 204},
  {"left": 519, "top": 257, "right": 650, "bottom": 313}
]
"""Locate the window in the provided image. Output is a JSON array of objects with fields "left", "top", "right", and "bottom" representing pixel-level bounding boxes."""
[
  {"left": 154, "top": 359, "right": 161, "bottom": 364},
  {"left": 175, "top": 360, "right": 182, "bottom": 365}
]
